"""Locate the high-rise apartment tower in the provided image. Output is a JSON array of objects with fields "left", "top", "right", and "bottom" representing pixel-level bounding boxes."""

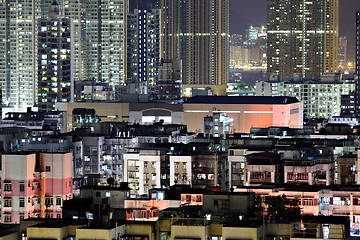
[
  {"left": 355, "top": 9, "right": 360, "bottom": 116},
  {"left": 0, "top": 0, "right": 127, "bottom": 113},
  {"left": 127, "top": 4, "right": 161, "bottom": 97},
  {"left": 0, "top": 0, "right": 40, "bottom": 112},
  {"left": 37, "top": 1, "right": 74, "bottom": 112},
  {"left": 267, "top": 0, "right": 339, "bottom": 80},
  {"left": 356, "top": 9, "right": 360, "bottom": 77},
  {"left": 85, "top": 0, "right": 128, "bottom": 90},
  {"left": 160, "top": 0, "right": 229, "bottom": 95},
  {"left": 0, "top": 0, "right": 86, "bottom": 113}
]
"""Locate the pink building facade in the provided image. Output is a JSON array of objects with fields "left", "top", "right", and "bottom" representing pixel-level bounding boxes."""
[
  {"left": 183, "top": 96, "right": 303, "bottom": 134},
  {"left": 124, "top": 198, "right": 181, "bottom": 221},
  {"left": 0, "top": 152, "right": 73, "bottom": 223}
]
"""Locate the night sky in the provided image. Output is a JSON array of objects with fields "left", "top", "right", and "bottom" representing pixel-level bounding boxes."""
[{"left": 230, "top": 0, "right": 360, "bottom": 38}]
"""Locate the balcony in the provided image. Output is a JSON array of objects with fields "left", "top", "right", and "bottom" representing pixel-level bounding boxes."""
[
  {"left": 287, "top": 179, "right": 309, "bottom": 184},
  {"left": 249, "top": 179, "right": 272, "bottom": 184},
  {"left": 128, "top": 166, "right": 138, "bottom": 172},
  {"left": 3, "top": 206, "right": 12, "bottom": 213},
  {"left": 285, "top": 159, "right": 332, "bottom": 166},
  {"left": 300, "top": 205, "right": 318, "bottom": 215},
  {"left": 2, "top": 191, "right": 12, "bottom": 197},
  {"left": 291, "top": 222, "right": 344, "bottom": 239},
  {"left": 194, "top": 167, "right": 210, "bottom": 173},
  {"left": 352, "top": 205, "right": 360, "bottom": 214}
]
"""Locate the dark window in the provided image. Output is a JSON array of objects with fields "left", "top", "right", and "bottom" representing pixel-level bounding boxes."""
[
  {"left": 4, "top": 198, "right": 12, "bottom": 207},
  {"left": 4, "top": 214, "right": 11, "bottom": 223},
  {"left": 19, "top": 198, "right": 25, "bottom": 207},
  {"left": 45, "top": 197, "right": 53, "bottom": 206},
  {"left": 4, "top": 183, "right": 11, "bottom": 192},
  {"left": 20, "top": 183, "right": 25, "bottom": 191}
]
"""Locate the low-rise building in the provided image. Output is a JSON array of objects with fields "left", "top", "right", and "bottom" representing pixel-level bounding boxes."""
[
  {"left": 124, "top": 153, "right": 140, "bottom": 198},
  {"left": 235, "top": 184, "right": 360, "bottom": 235},
  {"left": 2, "top": 109, "right": 66, "bottom": 133},
  {"left": 80, "top": 185, "right": 128, "bottom": 209},
  {"left": 170, "top": 156, "right": 193, "bottom": 186},
  {"left": 192, "top": 153, "right": 227, "bottom": 189},
  {"left": 15, "top": 215, "right": 350, "bottom": 240},
  {"left": 82, "top": 135, "right": 105, "bottom": 176},
  {"left": 139, "top": 149, "right": 169, "bottom": 196},
  {"left": 125, "top": 192, "right": 181, "bottom": 221},
  {"left": 0, "top": 152, "right": 73, "bottom": 223},
  {"left": 103, "top": 137, "right": 136, "bottom": 182},
  {"left": 55, "top": 102, "right": 130, "bottom": 132},
  {"left": 291, "top": 216, "right": 350, "bottom": 239},
  {"left": 83, "top": 85, "right": 114, "bottom": 101},
  {"left": 284, "top": 159, "right": 334, "bottom": 185},
  {"left": 11, "top": 189, "right": 351, "bottom": 239},
  {"left": 245, "top": 152, "right": 281, "bottom": 186},
  {"left": 228, "top": 148, "right": 266, "bottom": 189},
  {"left": 336, "top": 154, "right": 357, "bottom": 185}
]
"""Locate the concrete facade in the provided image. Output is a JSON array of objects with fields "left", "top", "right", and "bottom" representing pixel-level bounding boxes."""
[
  {"left": 0, "top": 152, "right": 73, "bottom": 223},
  {"left": 183, "top": 96, "right": 303, "bottom": 133}
]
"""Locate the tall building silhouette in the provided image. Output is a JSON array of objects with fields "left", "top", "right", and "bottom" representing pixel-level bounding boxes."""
[
  {"left": 38, "top": 1, "right": 74, "bottom": 112},
  {"left": 127, "top": 3, "right": 161, "bottom": 97},
  {"left": 85, "top": 0, "right": 128, "bottom": 90},
  {"left": 355, "top": 9, "right": 360, "bottom": 116},
  {"left": 0, "top": 0, "right": 128, "bottom": 113},
  {"left": 267, "top": 0, "right": 339, "bottom": 80},
  {"left": 160, "top": 0, "right": 229, "bottom": 95},
  {"left": 356, "top": 9, "right": 360, "bottom": 77},
  {"left": 0, "top": 0, "right": 41, "bottom": 112},
  {"left": 50, "top": 0, "right": 128, "bottom": 91},
  {"left": 0, "top": 0, "right": 85, "bottom": 112},
  {"left": 42, "top": 0, "right": 86, "bottom": 85}
]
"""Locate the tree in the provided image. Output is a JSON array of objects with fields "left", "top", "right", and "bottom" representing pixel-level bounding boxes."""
[
  {"left": 255, "top": 194, "right": 301, "bottom": 223},
  {"left": 235, "top": 82, "right": 254, "bottom": 91}
]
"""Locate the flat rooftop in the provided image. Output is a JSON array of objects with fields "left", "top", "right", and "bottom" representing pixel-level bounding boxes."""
[
  {"left": 235, "top": 183, "right": 360, "bottom": 192},
  {"left": 185, "top": 96, "right": 299, "bottom": 105}
]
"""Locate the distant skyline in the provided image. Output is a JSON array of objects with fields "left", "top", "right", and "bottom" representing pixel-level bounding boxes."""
[{"left": 230, "top": 0, "right": 359, "bottom": 38}]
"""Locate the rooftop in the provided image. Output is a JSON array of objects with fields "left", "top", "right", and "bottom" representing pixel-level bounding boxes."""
[
  {"left": 30, "top": 220, "right": 68, "bottom": 229},
  {"left": 235, "top": 183, "right": 360, "bottom": 192},
  {"left": 80, "top": 184, "right": 130, "bottom": 191},
  {"left": 185, "top": 96, "right": 299, "bottom": 105},
  {"left": 298, "top": 215, "right": 349, "bottom": 225},
  {"left": 0, "top": 224, "right": 19, "bottom": 237}
]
